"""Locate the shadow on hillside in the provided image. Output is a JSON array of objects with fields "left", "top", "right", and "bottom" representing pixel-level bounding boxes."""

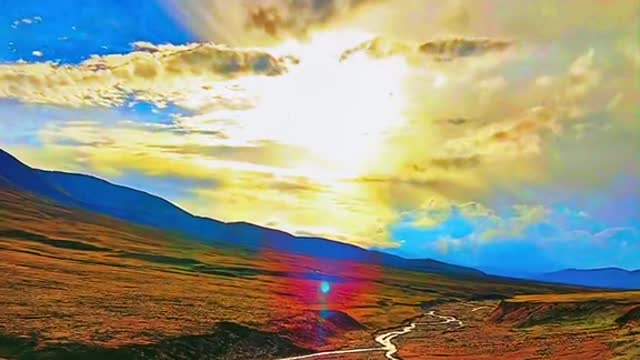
[{"left": 0, "top": 322, "right": 310, "bottom": 360}]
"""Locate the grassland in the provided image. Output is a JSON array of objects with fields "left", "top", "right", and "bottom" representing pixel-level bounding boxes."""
[
  {"left": 509, "top": 292, "right": 640, "bottom": 303},
  {"left": 498, "top": 292, "right": 640, "bottom": 359},
  {"left": 0, "top": 187, "right": 638, "bottom": 359}
]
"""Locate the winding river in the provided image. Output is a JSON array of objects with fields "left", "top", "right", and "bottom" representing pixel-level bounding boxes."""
[{"left": 277, "top": 310, "right": 463, "bottom": 360}]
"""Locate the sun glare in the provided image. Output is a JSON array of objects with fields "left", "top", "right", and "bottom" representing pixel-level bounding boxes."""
[
  {"left": 433, "top": 73, "right": 448, "bottom": 87},
  {"left": 203, "top": 30, "right": 411, "bottom": 181}
]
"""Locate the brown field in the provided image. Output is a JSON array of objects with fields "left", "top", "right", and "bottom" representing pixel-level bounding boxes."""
[
  {"left": 0, "top": 187, "right": 638, "bottom": 359},
  {"left": 509, "top": 292, "right": 640, "bottom": 303},
  {"left": 320, "top": 296, "right": 639, "bottom": 360}
]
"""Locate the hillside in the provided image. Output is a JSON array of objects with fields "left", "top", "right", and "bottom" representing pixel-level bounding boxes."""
[
  {"left": 0, "top": 148, "right": 483, "bottom": 277},
  {"left": 0, "top": 184, "right": 583, "bottom": 359}
]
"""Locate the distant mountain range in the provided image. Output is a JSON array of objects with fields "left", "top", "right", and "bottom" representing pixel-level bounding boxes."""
[
  {"left": 0, "top": 148, "right": 484, "bottom": 278},
  {"left": 6, "top": 148, "right": 638, "bottom": 289},
  {"left": 533, "top": 268, "right": 640, "bottom": 290}
]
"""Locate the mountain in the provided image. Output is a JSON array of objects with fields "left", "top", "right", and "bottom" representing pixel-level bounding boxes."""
[
  {"left": 0, "top": 148, "right": 484, "bottom": 277},
  {"left": 39, "top": 169, "right": 230, "bottom": 242},
  {"left": 534, "top": 268, "right": 640, "bottom": 290},
  {"left": 0, "top": 179, "right": 583, "bottom": 359},
  {"left": 0, "top": 150, "right": 75, "bottom": 203}
]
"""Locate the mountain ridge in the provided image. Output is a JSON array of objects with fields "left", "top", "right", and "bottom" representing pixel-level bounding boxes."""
[
  {"left": 0, "top": 147, "right": 484, "bottom": 277},
  {"left": 533, "top": 268, "right": 640, "bottom": 290}
]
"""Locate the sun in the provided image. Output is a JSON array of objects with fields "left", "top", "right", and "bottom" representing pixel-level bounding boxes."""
[{"left": 206, "top": 30, "right": 412, "bottom": 181}]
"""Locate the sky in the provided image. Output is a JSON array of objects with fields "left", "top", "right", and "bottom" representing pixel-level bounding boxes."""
[{"left": 0, "top": 0, "right": 638, "bottom": 274}]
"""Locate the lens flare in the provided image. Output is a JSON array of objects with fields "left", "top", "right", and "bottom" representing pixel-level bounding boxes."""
[{"left": 320, "top": 280, "right": 331, "bottom": 294}]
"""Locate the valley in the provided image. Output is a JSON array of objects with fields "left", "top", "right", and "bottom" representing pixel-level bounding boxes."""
[{"left": 1, "top": 186, "right": 638, "bottom": 359}]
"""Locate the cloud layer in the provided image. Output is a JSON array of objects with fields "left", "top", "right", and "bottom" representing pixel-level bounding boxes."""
[
  {"left": 339, "top": 36, "right": 513, "bottom": 63},
  {"left": 161, "top": 0, "right": 382, "bottom": 45},
  {"left": 0, "top": 41, "right": 289, "bottom": 108},
  {"left": 1, "top": 0, "right": 638, "bottom": 270}
]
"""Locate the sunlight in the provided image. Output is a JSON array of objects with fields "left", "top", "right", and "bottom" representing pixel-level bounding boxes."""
[
  {"left": 433, "top": 73, "right": 448, "bottom": 87},
  {"left": 200, "top": 30, "right": 411, "bottom": 181}
]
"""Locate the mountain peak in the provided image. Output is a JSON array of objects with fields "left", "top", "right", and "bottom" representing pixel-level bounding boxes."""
[{"left": 0, "top": 147, "right": 27, "bottom": 166}]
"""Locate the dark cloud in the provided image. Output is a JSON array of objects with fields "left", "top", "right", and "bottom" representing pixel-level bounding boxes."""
[
  {"left": 129, "top": 42, "right": 289, "bottom": 77},
  {"left": 446, "top": 117, "right": 470, "bottom": 126},
  {"left": 269, "top": 178, "right": 326, "bottom": 193},
  {"left": 246, "top": 0, "right": 380, "bottom": 38},
  {"left": 340, "top": 36, "right": 513, "bottom": 62},
  {"left": 249, "top": 6, "right": 284, "bottom": 37},
  {"left": 430, "top": 156, "right": 481, "bottom": 170},
  {"left": 418, "top": 38, "right": 512, "bottom": 62},
  {"left": 401, "top": 155, "right": 482, "bottom": 174}
]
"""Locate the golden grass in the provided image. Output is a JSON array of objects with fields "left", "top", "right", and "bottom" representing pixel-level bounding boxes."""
[
  {"left": 0, "top": 187, "right": 624, "bottom": 355},
  {"left": 510, "top": 292, "right": 640, "bottom": 304}
]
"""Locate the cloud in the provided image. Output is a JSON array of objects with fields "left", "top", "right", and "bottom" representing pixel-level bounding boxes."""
[
  {"left": 0, "top": 41, "right": 290, "bottom": 108},
  {"left": 393, "top": 201, "right": 632, "bottom": 263},
  {"left": 2, "top": 0, "right": 638, "bottom": 262},
  {"left": 144, "top": 141, "right": 317, "bottom": 169},
  {"left": 404, "top": 201, "right": 545, "bottom": 243},
  {"left": 162, "top": 0, "right": 382, "bottom": 44},
  {"left": 592, "top": 227, "right": 640, "bottom": 246},
  {"left": 445, "top": 117, "right": 470, "bottom": 126},
  {"left": 3, "top": 111, "right": 398, "bottom": 248},
  {"left": 33, "top": 118, "right": 317, "bottom": 178},
  {"left": 185, "top": 172, "right": 397, "bottom": 248},
  {"left": 339, "top": 36, "right": 413, "bottom": 61},
  {"left": 367, "top": 0, "right": 639, "bottom": 45},
  {"left": 339, "top": 36, "right": 514, "bottom": 63},
  {"left": 246, "top": 0, "right": 377, "bottom": 38},
  {"left": 435, "top": 48, "right": 602, "bottom": 163},
  {"left": 324, "top": 49, "right": 607, "bottom": 211},
  {"left": 390, "top": 196, "right": 640, "bottom": 270},
  {"left": 429, "top": 155, "right": 481, "bottom": 170},
  {"left": 478, "top": 205, "right": 549, "bottom": 242},
  {"left": 11, "top": 16, "right": 43, "bottom": 29},
  {"left": 565, "top": 48, "right": 600, "bottom": 106},
  {"left": 407, "top": 200, "right": 496, "bottom": 228},
  {"left": 417, "top": 37, "right": 513, "bottom": 61},
  {"left": 440, "top": 106, "right": 557, "bottom": 159}
]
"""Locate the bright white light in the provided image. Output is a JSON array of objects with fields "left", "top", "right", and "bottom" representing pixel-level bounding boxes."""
[{"left": 433, "top": 73, "right": 448, "bottom": 87}]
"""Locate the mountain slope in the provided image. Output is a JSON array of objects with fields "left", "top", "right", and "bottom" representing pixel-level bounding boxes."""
[
  {"left": 39, "top": 169, "right": 230, "bottom": 242},
  {"left": 534, "top": 268, "right": 640, "bottom": 290},
  {"left": 0, "top": 148, "right": 484, "bottom": 277},
  {"left": 0, "top": 150, "right": 74, "bottom": 203},
  {"left": 0, "top": 184, "right": 584, "bottom": 358}
]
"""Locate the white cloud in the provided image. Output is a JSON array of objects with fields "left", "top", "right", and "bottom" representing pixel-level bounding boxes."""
[{"left": 0, "top": 42, "right": 290, "bottom": 108}]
